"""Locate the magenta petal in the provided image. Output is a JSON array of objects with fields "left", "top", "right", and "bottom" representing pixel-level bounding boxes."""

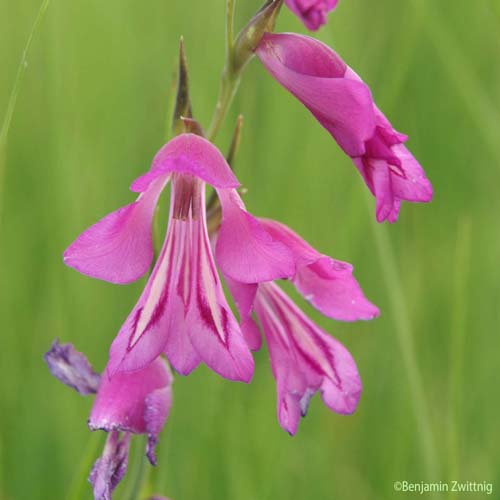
[
  {"left": 89, "top": 431, "right": 130, "bottom": 500},
  {"left": 44, "top": 340, "right": 101, "bottom": 395},
  {"left": 224, "top": 277, "right": 261, "bottom": 351},
  {"left": 258, "top": 218, "right": 320, "bottom": 267},
  {"left": 183, "top": 205, "right": 255, "bottom": 382},
  {"left": 256, "top": 33, "right": 375, "bottom": 157},
  {"left": 145, "top": 385, "right": 173, "bottom": 465},
  {"left": 294, "top": 257, "right": 380, "bottom": 321},
  {"left": 284, "top": 0, "right": 339, "bottom": 31},
  {"left": 131, "top": 134, "right": 240, "bottom": 193},
  {"left": 107, "top": 218, "right": 201, "bottom": 377},
  {"left": 390, "top": 144, "right": 433, "bottom": 203},
  {"left": 216, "top": 189, "right": 295, "bottom": 283},
  {"left": 259, "top": 219, "right": 379, "bottom": 321},
  {"left": 372, "top": 159, "right": 398, "bottom": 223},
  {"left": 255, "top": 283, "right": 362, "bottom": 435},
  {"left": 64, "top": 176, "right": 167, "bottom": 284},
  {"left": 89, "top": 357, "right": 173, "bottom": 436}
]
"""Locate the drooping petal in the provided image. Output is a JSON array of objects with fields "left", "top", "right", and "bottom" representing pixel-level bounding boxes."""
[
  {"left": 107, "top": 215, "right": 202, "bottom": 377},
  {"left": 108, "top": 175, "right": 254, "bottom": 383},
  {"left": 255, "top": 282, "right": 362, "bottom": 435},
  {"left": 285, "top": 0, "right": 339, "bottom": 31},
  {"left": 184, "top": 194, "right": 255, "bottom": 382},
  {"left": 63, "top": 176, "right": 167, "bottom": 284},
  {"left": 293, "top": 257, "right": 380, "bottom": 321},
  {"left": 44, "top": 340, "right": 101, "bottom": 395},
  {"left": 259, "top": 219, "right": 379, "bottom": 321},
  {"left": 216, "top": 189, "right": 295, "bottom": 283},
  {"left": 131, "top": 134, "right": 240, "bottom": 193},
  {"left": 89, "top": 357, "right": 173, "bottom": 454},
  {"left": 145, "top": 385, "right": 173, "bottom": 465},
  {"left": 389, "top": 144, "right": 433, "bottom": 203},
  {"left": 89, "top": 431, "right": 131, "bottom": 500}
]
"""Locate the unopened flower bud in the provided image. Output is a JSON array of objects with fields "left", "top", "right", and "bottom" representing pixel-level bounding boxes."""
[
  {"left": 172, "top": 37, "right": 193, "bottom": 136},
  {"left": 231, "top": 0, "right": 283, "bottom": 75}
]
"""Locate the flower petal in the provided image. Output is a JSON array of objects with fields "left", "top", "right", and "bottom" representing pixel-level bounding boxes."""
[
  {"left": 184, "top": 210, "right": 255, "bottom": 382},
  {"left": 223, "top": 276, "right": 261, "bottom": 351},
  {"left": 390, "top": 144, "right": 433, "bottom": 203},
  {"left": 293, "top": 257, "right": 380, "bottom": 321},
  {"left": 131, "top": 134, "right": 240, "bottom": 193},
  {"left": 145, "top": 385, "right": 173, "bottom": 465},
  {"left": 259, "top": 219, "right": 379, "bottom": 321},
  {"left": 256, "top": 33, "right": 376, "bottom": 157},
  {"left": 89, "top": 431, "right": 131, "bottom": 500},
  {"left": 44, "top": 340, "right": 101, "bottom": 395},
  {"left": 63, "top": 176, "right": 167, "bottom": 284},
  {"left": 255, "top": 283, "right": 362, "bottom": 435},
  {"left": 216, "top": 189, "right": 295, "bottom": 283},
  {"left": 107, "top": 219, "right": 202, "bottom": 377},
  {"left": 89, "top": 357, "right": 173, "bottom": 436}
]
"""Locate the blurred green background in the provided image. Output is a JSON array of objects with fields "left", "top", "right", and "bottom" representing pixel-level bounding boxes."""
[{"left": 1, "top": 0, "right": 499, "bottom": 499}]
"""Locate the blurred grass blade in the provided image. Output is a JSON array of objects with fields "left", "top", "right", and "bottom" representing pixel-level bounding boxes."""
[
  {"left": 447, "top": 217, "right": 472, "bottom": 495},
  {"left": 66, "top": 432, "right": 101, "bottom": 500},
  {"left": 367, "top": 196, "right": 440, "bottom": 488},
  {"left": 0, "top": 0, "right": 51, "bottom": 223}
]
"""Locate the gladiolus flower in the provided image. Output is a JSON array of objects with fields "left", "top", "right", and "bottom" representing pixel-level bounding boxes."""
[
  {"left": 285, "top": 0, "right": 339, "bottom": 31},
  {"left": 256, "top": 33, "right": 433, "bottom": 222},
  {"left": 217, "top": 215, "right": 377, "bottom": 433},
  {"left": 44, "top": 340, "right": 173, "bottom": 500},
  {"left": 63, "top": 134, "right": 295, "bottom": 381}
]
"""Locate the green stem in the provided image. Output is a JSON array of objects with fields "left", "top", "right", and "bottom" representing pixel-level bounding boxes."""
[
  {"left": 447, "top": 217, "right": 471, "bottom": 497},
  {"left": 207, "top": 0, "right": 241, "bottom": 141},
  {"left": 207, "top": 69, "right": 241, "bottom": 141},
  {"left": 123, "top": 437, "right": 149, "bottom": 500},
  {"left": 226, "top": 0, "right": 235, "bottom": 56}
]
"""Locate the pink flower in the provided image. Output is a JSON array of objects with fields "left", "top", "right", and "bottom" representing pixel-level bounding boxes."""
[
  {"left": 44, "top": 341, "right": 173, "bottom": 500},
  {"left": 256, "top": 33, "right": 433, "bottom": 222},
  {"left": 285, "top": 0, "right": 339, "bottom": 31},
  {"left": 233, "top": 281, "right": 362, "bottom": 435},
  {"left": 218, "top": 217, "right": 377, "bottom": 433},
  {"left": 63, "top": 134, "right": 295, "bottom": 381}
]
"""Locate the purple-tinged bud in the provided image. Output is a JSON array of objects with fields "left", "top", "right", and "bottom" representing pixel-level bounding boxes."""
[
  {"left": 232, "top": 0, "right": 283, "bottom": 75},
  {"left": 44, "top": 339, "right": 101, "bottom": 395},
  {"left": 89, "top": 431, "right": 130, "bottom": 500}
]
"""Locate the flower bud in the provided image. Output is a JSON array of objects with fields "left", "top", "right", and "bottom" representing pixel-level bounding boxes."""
[
  {"left": 172, "top": 37, "right": 193, "bottom": 135},
  {"left": 231, "top": 0, "right": 283, "bottom": 75}
]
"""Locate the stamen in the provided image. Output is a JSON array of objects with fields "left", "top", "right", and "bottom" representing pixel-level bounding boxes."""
[{"left": 172, "top": 174, "right": 203, "bottom": 220}]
